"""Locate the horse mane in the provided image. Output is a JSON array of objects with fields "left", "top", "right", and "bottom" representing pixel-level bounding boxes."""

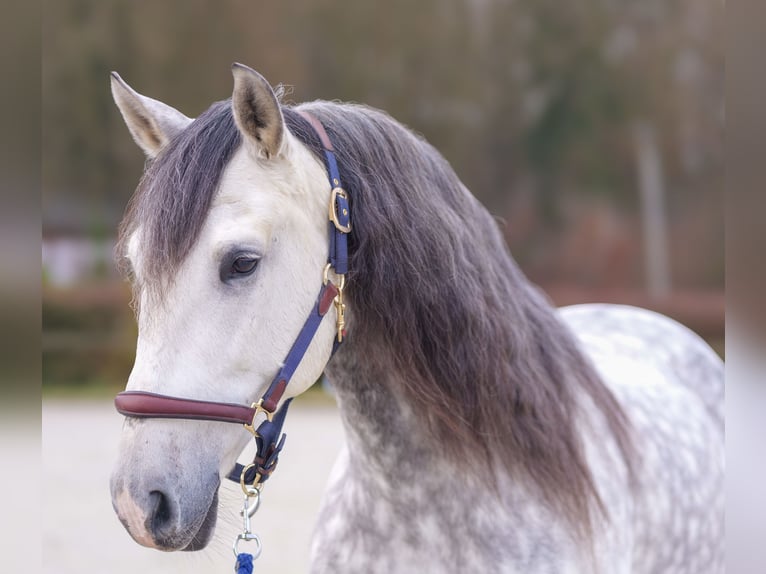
[
  {"left": 284, "top": 103, "right": 636, "bottom": 540},
  {"left": 117, "top": 96, "right": 636, "bottom": 540}
]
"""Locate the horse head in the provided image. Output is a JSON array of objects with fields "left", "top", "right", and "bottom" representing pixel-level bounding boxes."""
[{"left": 109, "top": 64, "right": 338, "bottom": 551}]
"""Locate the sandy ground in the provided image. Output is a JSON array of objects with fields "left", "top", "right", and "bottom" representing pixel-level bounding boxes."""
[{"left": 42, "top": 398, "right": 344, "bottom": 574}]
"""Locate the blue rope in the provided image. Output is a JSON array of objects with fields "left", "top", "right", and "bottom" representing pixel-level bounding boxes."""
[{"left": 235, "top": 553, "right": 254, "bottom": 574}]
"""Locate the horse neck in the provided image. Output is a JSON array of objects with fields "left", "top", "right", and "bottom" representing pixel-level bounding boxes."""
[{"left": 325, "top": 338, "right": 461, "bottom": 492}]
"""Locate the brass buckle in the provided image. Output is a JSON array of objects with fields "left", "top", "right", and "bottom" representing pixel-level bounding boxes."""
[
  {"left": 243, "top": 399, "right": 274, "bottom": 436},
  {"left": 329, "top": 187, "right": 351, "bottom": 233}
]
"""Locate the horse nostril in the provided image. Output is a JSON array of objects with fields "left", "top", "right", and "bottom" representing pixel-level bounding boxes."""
[{"left": 148, "top": 490, "right": 174, "bottom": 535}]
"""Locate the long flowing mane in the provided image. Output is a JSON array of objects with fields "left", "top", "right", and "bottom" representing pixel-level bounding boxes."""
[
  {"left": 284, "top": 103, "right": 636, "bottom": 540},
  {"left": 117, "top": 98, "right": 636, "bottom": 539}
]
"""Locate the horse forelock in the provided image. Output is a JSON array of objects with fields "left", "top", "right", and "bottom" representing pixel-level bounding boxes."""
[
  {"left": 116, "top": 100, "right": 241, "bottom": 297},
  {"left": 285, "top": 102, "right": 637, "bottom": 541}
]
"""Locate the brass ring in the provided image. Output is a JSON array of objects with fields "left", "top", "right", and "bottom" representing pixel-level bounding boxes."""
[
  {"left": 239, "top": 463, "right": 262, "bottom": 496},
  {"left": 322, "top": 263, "right": 345, "bottom": 291},
  {"left": 243, "top": 399, "right": 274, "bottom": 436}
]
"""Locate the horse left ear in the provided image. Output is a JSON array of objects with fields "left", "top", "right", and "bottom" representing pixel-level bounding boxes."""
[
  {"left": 110, "top": 72, "right": 193, "bottom": 158},
  {"left": 231, "top": 63, "right": 285, "bottom": 159}
]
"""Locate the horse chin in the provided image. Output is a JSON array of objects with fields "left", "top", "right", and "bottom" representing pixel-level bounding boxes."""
[{"left": 179, "top": 490, "right": 219, "bottom": 552}]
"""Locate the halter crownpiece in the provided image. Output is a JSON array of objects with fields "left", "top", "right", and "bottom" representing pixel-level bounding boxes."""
[{"left": 115, "top": 109, "right": 350, "bottom": 490}]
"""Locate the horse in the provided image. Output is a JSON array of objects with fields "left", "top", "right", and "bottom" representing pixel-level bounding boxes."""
[{"left": 108, "top": 63, "right": 724, "bottom": 573}]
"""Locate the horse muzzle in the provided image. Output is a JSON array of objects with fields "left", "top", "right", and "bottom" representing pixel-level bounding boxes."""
[{"left": 110, "top": 467, "right": 220, "bottom": 551}]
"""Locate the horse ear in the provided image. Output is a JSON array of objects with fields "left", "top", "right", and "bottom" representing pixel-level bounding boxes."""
[
  {"left": 230, "top": 63, "right": 285, "bottom": 159},
  {"left": 110, "top": 72, "right": 192, "bottom": 158}
]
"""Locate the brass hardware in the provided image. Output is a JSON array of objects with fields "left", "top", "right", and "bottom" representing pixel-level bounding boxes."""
[
  {"left": 243, "top": 399, "right": 274, "bottom": 436},
  {"left": 322, "top": 263, "right": 345, "bottom": 291},
  {"left": 322, "top": 264, "right": 347, "bottom": 343},
  {"left": 329, "top": 187, "right": 352, "bottom": 233},
  {"left": 239, "top": 463, "right": 264, "bottom": 496},
  {"left": 334, "top": 288, "right": 346, "bottom": 343}
]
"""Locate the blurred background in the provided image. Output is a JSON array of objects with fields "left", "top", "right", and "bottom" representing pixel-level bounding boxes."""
[
  {"left": 42, "top": 0, "right": 723, "bottom": 397},
  {"left": 38, "top": 0, "right": 725, "bottom": 572}
]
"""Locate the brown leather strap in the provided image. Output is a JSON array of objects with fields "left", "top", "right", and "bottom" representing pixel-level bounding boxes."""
[
  {"left": 296, "top": 110, "right": 334, "bottom": 151},
  {"left": 115, "top": 391, "right": 256, "bottom": 425}
]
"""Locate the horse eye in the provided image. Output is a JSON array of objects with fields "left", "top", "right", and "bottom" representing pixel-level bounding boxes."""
[{"left": 231, "top": 257, "right": 258, "bottom": 276}]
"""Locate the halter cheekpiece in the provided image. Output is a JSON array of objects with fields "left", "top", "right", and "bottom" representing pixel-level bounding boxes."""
[{"left": 114, "top": 110, "right": 350, "bottom": 493}]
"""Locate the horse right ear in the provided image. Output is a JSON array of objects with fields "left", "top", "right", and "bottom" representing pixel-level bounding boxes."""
[
  {"left": 110, "top": 72, "right": 192, "bottom": 158},
  {"left": 230, "top": 63, "right": 285, "bottom": 159}
]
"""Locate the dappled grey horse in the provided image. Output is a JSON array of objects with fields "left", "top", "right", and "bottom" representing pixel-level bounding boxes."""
[{"left": 109, "top": 63, "right": 724, "bottom": 573}]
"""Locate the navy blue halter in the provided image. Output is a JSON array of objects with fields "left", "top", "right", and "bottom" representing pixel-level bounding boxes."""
[{"left": 115, "top": 110, "right": 350, "bottom": 489}]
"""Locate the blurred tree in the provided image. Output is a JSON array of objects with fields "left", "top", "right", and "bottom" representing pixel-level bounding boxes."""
[{"left": 41, "top": 0, "right": 723, "bottom": 289}]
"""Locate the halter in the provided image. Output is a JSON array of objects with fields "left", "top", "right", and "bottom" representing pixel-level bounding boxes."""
[{"left": 114, "top": 110, "right": 350, "bottom": 493}]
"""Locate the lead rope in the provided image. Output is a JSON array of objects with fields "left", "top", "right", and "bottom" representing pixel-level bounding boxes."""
[{"left": 233, "top": 482, "right": 263, "bottom": 573}]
